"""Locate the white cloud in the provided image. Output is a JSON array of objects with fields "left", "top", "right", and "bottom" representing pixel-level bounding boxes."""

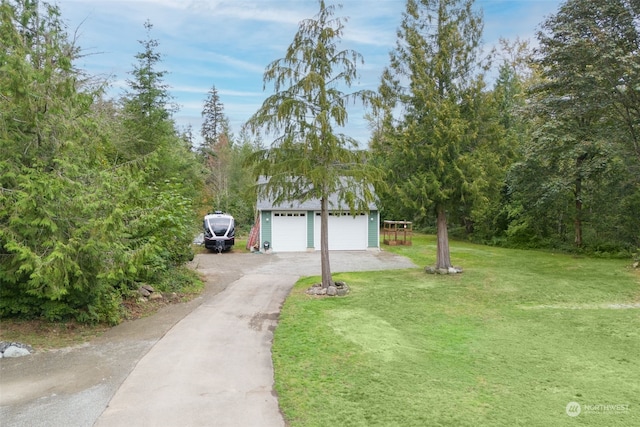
[
  {"left": 56, "top": 0, "right": 562, "bottom": 147},
  {"left": 198, "top": 2, "right": 309, "bottom": 25},
  {"left": 198, "top": 53, "right": 266, "bottom": 74}
]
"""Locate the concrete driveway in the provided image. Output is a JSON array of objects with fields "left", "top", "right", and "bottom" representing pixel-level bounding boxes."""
[{"left": 0, "top": 250, "right": 415, "bottom": 427}]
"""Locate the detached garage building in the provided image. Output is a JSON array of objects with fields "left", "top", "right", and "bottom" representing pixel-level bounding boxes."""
[{"left": 256, "top": 194, "right": 380, "bottom": 252}]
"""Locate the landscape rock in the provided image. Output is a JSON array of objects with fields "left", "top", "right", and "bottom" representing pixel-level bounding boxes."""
[
  {"left": 149, "top": 292, "right": 164, "bottom": 301},
  {"left": 335, "top": 281, "right": 349, "bottom": 296},
  {"left": 138, "top": 284, "right": 158, "bottom": 299},
  {"left": 425, "top": 266, "right": 463, "bottom": 275},
  {"left": 305, "top": 281, "right": 350, "bottom": 297},
  {"left": 193, "top": 233, "right": 204, "bottom": 245},
  {"left": 141, "top": 284, "right": 155, "bottom": 293},
  {"left": 0, "top": 341, "right": 34, "bottom": 358},
  {"left": 4, "top": 346, "right": 31, "bottom": 358}
]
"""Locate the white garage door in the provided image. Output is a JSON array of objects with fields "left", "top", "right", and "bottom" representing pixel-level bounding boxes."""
[
  {"left": 271, "top": 212, "right": 307, "bottom": 252},
  {"left": 314, "top": 212, "right": 368, "bottom": 250}
]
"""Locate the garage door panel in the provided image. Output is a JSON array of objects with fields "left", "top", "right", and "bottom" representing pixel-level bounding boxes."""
[
  {"left": 314, "top": 212, "right": 368, "bottom": 250},
  {"left": 272, "top": 212, "right": 307, "bottom": 252}
]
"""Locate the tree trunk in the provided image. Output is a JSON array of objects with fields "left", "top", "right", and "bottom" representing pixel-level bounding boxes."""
[
  {"left": 436, "top": 205, "right": 452, "bottom": 269},
  {"left": 574, "top": 156, "right": 584, "bottom": 247},
  {"left": 574, "top": 179, "right": 583, "bottom": 247},
  {"left": 320, "top": 196, "right": 332, "bottom": 288}
]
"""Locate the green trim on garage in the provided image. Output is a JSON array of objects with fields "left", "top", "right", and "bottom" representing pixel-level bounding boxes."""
[
  {"left": 261, "top": 210, "right": 272, "bottom": 247},
  {"left": 307, "top": 210, "right": 315, "bottom": 248},
  {"left": 368, "top": 210, "right": 379, "bottom": 248}
]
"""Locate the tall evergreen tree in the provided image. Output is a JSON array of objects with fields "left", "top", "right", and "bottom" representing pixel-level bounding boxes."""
[
  {"left": 0, "top": 0, "right": 81, "bottom": 167},
  {"left": 118, "top": 19, "right": 203, "bottom": 267},
  {"left": 200, "top": 85, "right": 233, "bottom": 208},
  {"left": 374, "top": 0, "right": 486, "bottom": 269},
  {"left": 201, "top": 85, "right": 226, "bottom": 150},
  {"left": 121, "top": 20, "right": 174, "bottom": 157},
  {"left": 468, "top": 39, "right": 532, "bottom": 241},
  {"left": 248, "top": 0, "right": 381, "bottom": 288}
]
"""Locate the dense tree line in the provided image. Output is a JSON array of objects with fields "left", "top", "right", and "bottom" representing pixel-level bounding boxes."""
[
  {"left": 508, "top": 0, "right": 640, "bottom": 253},
  {"left": 0, "top": 2, "right": 204, "bottom": 323},
  {"left": 371, "top": 0, "right": 640, "bottom": 256}
]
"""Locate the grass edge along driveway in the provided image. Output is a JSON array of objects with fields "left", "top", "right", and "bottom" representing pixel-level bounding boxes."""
[{"left": 272, "top": 235, "right": 639, "bottom": 427}]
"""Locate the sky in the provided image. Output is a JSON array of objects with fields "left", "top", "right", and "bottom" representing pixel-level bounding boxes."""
[{"left": 53, "top": 0, "right": 563, "bottom": 147}]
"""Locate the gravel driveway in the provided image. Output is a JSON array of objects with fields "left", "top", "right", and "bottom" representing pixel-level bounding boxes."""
[{"left": 0, "top": 250, "right": 415, "bottom": 427}]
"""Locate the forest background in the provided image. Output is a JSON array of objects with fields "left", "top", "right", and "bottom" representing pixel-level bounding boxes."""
[{"left": 1, "top": 0, "right": 638, "bottom": 323}]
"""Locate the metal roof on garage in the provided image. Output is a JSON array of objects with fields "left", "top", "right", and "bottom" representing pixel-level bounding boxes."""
[{"left": 256, "top": 177, "right": 377, "bottom": 211}]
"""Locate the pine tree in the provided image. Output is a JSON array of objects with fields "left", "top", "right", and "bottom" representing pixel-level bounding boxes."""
[
  {"left": 200, "top": 85, "right": 233, "bottom": 207},
  {"left": 374, "top": 0, "right": 485, "bottom": 270},
  {"left": 201, "top": 85, "right": 226, "bottom": 150},
  {"left": 248, "top": 0, "right": 381, "bottom": 288},
  {"left": 121, "top": 20, "right": 175, "bottom": 157}
]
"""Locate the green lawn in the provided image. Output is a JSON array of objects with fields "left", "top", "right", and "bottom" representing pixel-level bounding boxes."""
[{"left": 272, "top": 235, "right": 639, "bottom": 426}]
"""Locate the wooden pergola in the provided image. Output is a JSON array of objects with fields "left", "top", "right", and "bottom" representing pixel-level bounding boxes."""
[{"left": 382, "top": 220, "right": 412, "bottom": 246}]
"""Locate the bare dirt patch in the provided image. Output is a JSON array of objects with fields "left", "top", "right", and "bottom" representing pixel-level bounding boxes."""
[
  {"left": 0, "top": 319, "right": 110, "bottom": 351},
  {"left": 0, "top": 293, "right": 199, "bottom": 352},
  {"left": 520, "top": 302, "right": 640, "bottom": 310}
]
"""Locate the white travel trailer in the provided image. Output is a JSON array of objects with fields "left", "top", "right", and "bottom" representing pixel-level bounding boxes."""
[{"left": 203, "top": 211, "right": 235, "bottom": 253}]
